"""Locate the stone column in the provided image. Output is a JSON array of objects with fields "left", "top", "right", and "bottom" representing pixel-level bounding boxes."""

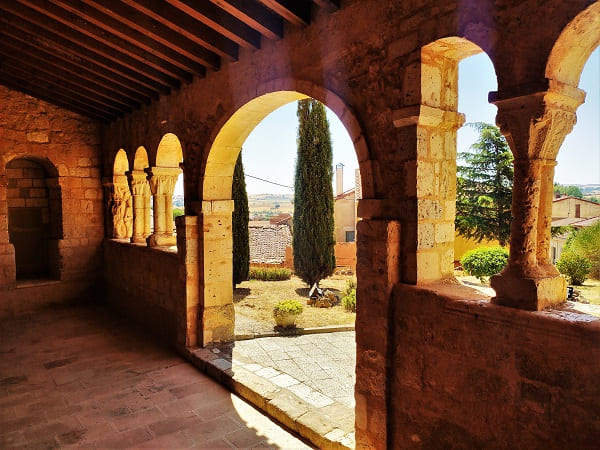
[
  {"left": 109, "top": 175, "right": 133, "bottom": 240},
  {"left": 145, "top": 167, "right": 181, "bottom": 247},
  {"left": 490, "top": 84, "right": 585, "bottom": 310},
  {"left": 127, "top": 170, "right": 151, "bottom": 243},
  {"left": 199, "top": 199, "right": 235, "bottom": 346},
  {"left": 0, "top": 171, "right": 16, "bottom": 288},
  {"left": 355, "top": 199, "right": 402, "bottom": 450},
  {"left": 392, "top": 104, "right": 465, "bottom": 283}
]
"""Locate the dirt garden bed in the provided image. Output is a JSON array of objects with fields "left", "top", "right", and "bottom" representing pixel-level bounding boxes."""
[{"left": 233, "top": 274, "right": 356, "bottom": 335}]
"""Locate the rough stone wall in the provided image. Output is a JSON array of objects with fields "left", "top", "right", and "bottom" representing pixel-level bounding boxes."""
[
  {"left": 390, "top": 283, "right": 600, "bottom": 448},
  {"left": 103, "top": 240, "right": 183, "bottom": 343},
  {"left": 0, "top": 85, "right": 103, "bottom": 316},
  {"left": 97, "top": 0, "right": 597, "bottom": 448}
]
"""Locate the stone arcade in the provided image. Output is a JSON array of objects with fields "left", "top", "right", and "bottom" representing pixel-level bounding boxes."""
[{"left": 0, "top": 1, "right": 598, "bottom": 448}]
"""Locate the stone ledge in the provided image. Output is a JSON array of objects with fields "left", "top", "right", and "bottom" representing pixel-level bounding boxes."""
[{"left": 183, "top": 345, "right": 355, "bottom": 449}]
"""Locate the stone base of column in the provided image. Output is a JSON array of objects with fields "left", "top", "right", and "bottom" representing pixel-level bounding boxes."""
[
  {"left": 130, "top": 236, "right": 147, "bottom": 244},
  {"left": 201, "top": 304, "right": 235, "bottom": 346},
  {"left": 146, "top": 233, "right": 177, "bottom": 247},
  {"left": 491, "top": 269, "right": 566, "bottom": 310}
]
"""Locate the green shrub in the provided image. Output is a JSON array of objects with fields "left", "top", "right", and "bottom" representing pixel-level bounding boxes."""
[
  {"left": 342, "top": 289, "right": 356, "bottom": 312},
  {"left": 563, "top": 222, "right": 600, "bottom": 279},
  {"left": 556, "top": 252, "right": 592, "bottom": 285},
  {"left": 248, "top": 267, "right": 291, "bottom": 281},
  {"left": 273, "top": 299, "right": 303, "bottom": 315},
  {"left": 460, "top": 246, "right": 508, "bottom": 282}
]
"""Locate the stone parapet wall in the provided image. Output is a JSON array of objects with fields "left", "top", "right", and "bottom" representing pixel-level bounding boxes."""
[
  {"left": 103, "top": 239, "right": 185, "bottom": 343},
  {"left": 390, "top": 283, "right": 600, "bottom": 448},
  {"left": 0, "top": 85, "right": 103, "bottom": 309}
]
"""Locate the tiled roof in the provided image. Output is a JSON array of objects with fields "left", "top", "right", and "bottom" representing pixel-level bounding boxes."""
[{"left": 249, "top": 224, "right": 292, "bottom": 264}]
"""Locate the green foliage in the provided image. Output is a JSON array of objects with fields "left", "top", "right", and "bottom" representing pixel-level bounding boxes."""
[
  {"left": 587, "top": 196, "right": 600, "bottom": 204},
  {"left": 553, "top": 183, "right": 583, "bottom": 199},
  {"left": 556, "top": 252, "right": 592, "bottom": 285},
  {"left": 563, "top": 222, "right": 600, "bottom": 279},
  {"left": 293, "top": 99, "right": 336, "bottom": 286},
  {"left": 460, "top": 246, "right": 509, "bottom": 282},
  {"left": 273, "top": 299, "right": 303, "bottom": 315},
  {"left": 456, "top": 123, "right": 513, "bottom": 246},
  {"left": 551, "top": 225, "right": 575, "bottom": 237},
  {"left": 341, "top": 278, "right": 357, "bottom": 312},
  {"left": 173, "top": 207, "right": 184, "bottom": 221},
  {"left": 232, "top": 154, "right": 250, "bottom": 286},
  {"left": 248, "top": 267, "right": 291, "bottom": 281}
]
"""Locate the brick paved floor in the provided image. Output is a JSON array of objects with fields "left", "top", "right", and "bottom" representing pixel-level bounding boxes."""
[{"left": 0, "top": 305, "right": 310, "bottom": 449}]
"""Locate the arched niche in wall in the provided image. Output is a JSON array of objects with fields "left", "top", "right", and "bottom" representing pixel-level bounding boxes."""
[{"left": 6, "top": 157, "right": 62, "bottom": 280}]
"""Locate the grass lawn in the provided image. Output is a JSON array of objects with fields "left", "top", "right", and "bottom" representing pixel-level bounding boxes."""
[
  {"left": 572, "top": 278, "right": 600, "bottom": 305},
  {"left": 234, "top": 274, "right": 356, "bottom": 329}
]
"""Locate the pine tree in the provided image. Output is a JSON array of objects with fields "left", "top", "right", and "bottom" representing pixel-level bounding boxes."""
[
  {"left": 456, "top": 122, "right": 513, "bottom": 246},
  {"left": 293, "top": 99, "right": 336, "bottom": 286},
  {"left": 232, "top": 153, "right": 249, "bottom": 286}
]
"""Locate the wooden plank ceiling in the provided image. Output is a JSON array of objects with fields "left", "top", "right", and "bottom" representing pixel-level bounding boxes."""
[{"left": 0, "top": 0, "right": 340, "bottom": 122}]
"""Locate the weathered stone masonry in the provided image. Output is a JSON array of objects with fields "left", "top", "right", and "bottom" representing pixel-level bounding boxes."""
[
  {"left": 0, "top": 85, "right": 103, "bottom": 315},
  {"left": 1, "top": 0, "right": 598, "bottom": 449}
]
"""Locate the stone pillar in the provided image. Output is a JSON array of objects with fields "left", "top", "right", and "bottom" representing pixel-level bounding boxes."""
[
  {"left": 127, "top": 170, "right": 151, "bottom": 243},
  {"left": 392, "top": 104, "right": 465, "bottom": 283},
  {"left": 105, "top": 175, "right": 133, "bottom": 240},
  {"left": 0, "top": 171, "right": 16, "bottom": 288},
  {"left": 490, "top": 84, "right": 585, "bottom": 310},
  {"left": 145, "top": 167, "right": 181, "bottom": 247},
  {"left": 355, "top": 199, "right": 402, "bottom": 450},
  {"left": 199, "top": 199, "right": 235, "bottom": 346}
]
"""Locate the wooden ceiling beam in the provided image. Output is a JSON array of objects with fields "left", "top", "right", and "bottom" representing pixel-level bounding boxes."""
[
  {"left": 12, "top": 0, "right": 193, "bottom": 82},
  {"left": 164, "top": 0, "right": 261, "bottom": 49},
  {"left": 0, "top": 44, "right": 141, "bottom": 108},
  {"left": 0, "top": 14, "right": 170, "bottom": 95},
  {"left": 0, "top": 59, "right": 130, "bottom": 116},
  {"left": 76, "top": 0, "right": 229, "bottom": 65},
  {"left": 209, "top": 0, "right": 283, "bottom": 40},
  {"left": 258, "top": 0, "right": 311, "bottom": 26},
  {"left": 0, "top": 64, "right": 124, "bottom": 119},
  {"left": 0, "top": 76, "right": 111, "bottom": 121},
  {"left": 0, "top": 33, "right": 152, "bottom": 106},
  {"left": 0, "top": 2, "right": 181, "bottom": 89},
  {"left": 53, "top": 0, "right": 216, "bottom": 72}
]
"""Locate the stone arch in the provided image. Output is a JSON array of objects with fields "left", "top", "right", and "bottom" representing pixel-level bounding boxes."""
[
  {"left": 5, "top": 156, "right": 62, "bottom": 280},
  {"left": 156, "top": 133, "right": 184, "bottom": 168},
  {"left": 546, "top": 2, "right": 600, "bottom": 88},
  {"left": 133, "top": 146, "right": 149, "bottom": 171},
  {"left": 198, "top": 87, "right": 371, "bottom": 346},
  {"left": 394, "top": 37, "right": 499, "bottom": 284},
  {"left": 111, "top": 149, "right": 132, "bottom": 239}
]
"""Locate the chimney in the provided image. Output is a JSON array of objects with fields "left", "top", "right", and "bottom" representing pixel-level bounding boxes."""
[{"left": 336, "top": 163, "right": 344, "bottom": 197}]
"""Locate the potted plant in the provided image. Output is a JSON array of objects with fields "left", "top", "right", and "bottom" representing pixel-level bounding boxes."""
[{"left": 273, "top": 299, "right": 303, "bottom": 328}]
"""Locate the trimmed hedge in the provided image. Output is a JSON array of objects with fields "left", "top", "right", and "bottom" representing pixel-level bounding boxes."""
[
  {"left": 248, "top": 267, "right": 292, "bottom": 281},
  {"left": 460, "top": 246, "right": 508, "bottom": 282},
  {"left": 557, "top": 252, "right": 592, "bottom": 285}
]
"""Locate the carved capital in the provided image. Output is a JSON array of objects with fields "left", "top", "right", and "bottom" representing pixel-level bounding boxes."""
[
  {"left": 145, "top": 166, "right": 181, "bottom": 196},
  {"left": 491, "top": 85, "right": 585, "bottom": 160},
  {"left": 126, "top": 170, "right": 151, "bottom": 196}
]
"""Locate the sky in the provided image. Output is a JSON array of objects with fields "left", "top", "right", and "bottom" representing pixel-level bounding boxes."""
[{"left": 175, "top": 47, "right": 599, "bottom": 196}]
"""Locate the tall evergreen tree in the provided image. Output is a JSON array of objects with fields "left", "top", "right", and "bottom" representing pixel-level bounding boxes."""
[
  {"left": 232, "top": 153, "right": 249, "bottom": 286},
  {"left": 456, "top": 122, "right": 513, "bottom": 246},
  {"left": 293, "top": 99, "right": 336, "bottom": 286}
]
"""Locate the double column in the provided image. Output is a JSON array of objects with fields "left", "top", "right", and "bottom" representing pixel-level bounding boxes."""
[
  {"left": 126, "top": 170, "right": 152, "bottom": 243},
  {"left": 145, "top": 166, "right": 181, "bottom": 247},
  {"left": 490, "top": 83, "right": 585, "bottom": 310}
]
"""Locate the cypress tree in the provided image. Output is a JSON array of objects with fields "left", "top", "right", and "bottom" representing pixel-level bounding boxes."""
[
  {"left": 456, "top": 122, "right": 514, "bottom": 246},
  {"left": 293, "top": 99, "right": 336, "bottom": 286},
  {"left": 232, "top": 153, "right": 249, "bottom": 286}
]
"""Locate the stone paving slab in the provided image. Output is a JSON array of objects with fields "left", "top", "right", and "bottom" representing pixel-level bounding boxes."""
[
  {"left": 186, "top": 332, "right": 356, "bottom": 449},
  {"left": 0, "top": 305, "right": 311, "bottom": 449}
]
